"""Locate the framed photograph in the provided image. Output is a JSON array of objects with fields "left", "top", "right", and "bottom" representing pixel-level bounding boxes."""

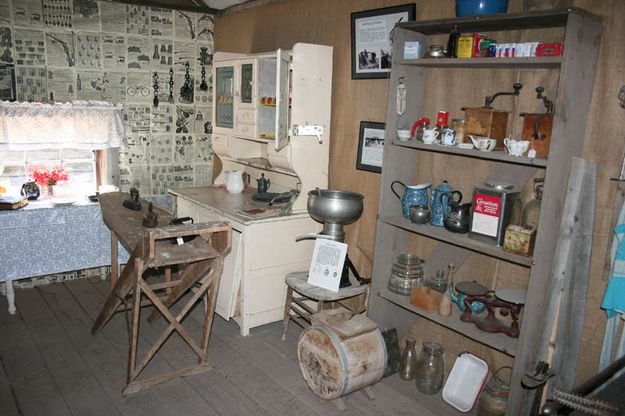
[
  {"left": 357, "top": 121, "right": 385, "bottom": 173},
  {"left": 0, "top": 65, "right": 15, "bottom": 101},
  {"left": 351, "top": 4, "right": 415, "bottom": 79}
]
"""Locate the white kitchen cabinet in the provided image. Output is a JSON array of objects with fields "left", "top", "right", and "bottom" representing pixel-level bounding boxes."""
[{"left": 171, "top": 43, "right": 333, "bottom": 335}]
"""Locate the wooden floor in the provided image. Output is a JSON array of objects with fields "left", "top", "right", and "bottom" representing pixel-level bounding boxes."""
[{"left": 0, "top": 277, "right": 438, "bottom": 416}]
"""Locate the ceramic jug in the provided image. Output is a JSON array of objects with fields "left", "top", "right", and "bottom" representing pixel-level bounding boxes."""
[
  {"left": 430, "top": 180, "right": 462, "bottom": 227},
  {"left": 391, "top": 180, "right": 431, "bottom": 219},
  {"left": 225, "top": 170, "right": 247, "bottom": 194}
]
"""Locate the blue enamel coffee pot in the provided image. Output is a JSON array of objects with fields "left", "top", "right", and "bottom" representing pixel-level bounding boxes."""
[
  {"left": 430, "top": 180, "right": 462, "bottom": 227},
  {"left": 391, "top": 180, "right": 431, "bottom": 219}
]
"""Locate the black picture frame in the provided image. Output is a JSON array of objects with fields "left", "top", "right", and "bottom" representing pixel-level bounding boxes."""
[
  {"left": 0, "top": 65, "right": 16, "bottom": 101},
  {"left": 351, "top": 4, "right": 415, "bottom": 80},
  {"left": 356, "top": 121, "right": 385, "bottom": 173}
]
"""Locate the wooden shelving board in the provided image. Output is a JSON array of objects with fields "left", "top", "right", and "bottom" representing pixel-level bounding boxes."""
[
  {"left": 381, "top": 214, "right": 533, "bottom": 267},
  {"left": 379, "top": 288, "right": 517, "bottom": 357},
  {"left": 397, "top": 56, "right": 562, "bottom": 69},
  {"left": 396, "top": 7, "right": 595, "bottom": 34},
  {"left": 392, "top": 140, "right": 548, "bottom": 167}
]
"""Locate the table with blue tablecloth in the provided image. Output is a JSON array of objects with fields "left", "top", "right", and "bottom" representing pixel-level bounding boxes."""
[{"left": 0, "top": 199, "right": 131, "bottom": 314}]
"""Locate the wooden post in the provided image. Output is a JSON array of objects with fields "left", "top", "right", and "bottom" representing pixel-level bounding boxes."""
[{"left": 110, "top": 232, "right": 118, "bottom": 287}]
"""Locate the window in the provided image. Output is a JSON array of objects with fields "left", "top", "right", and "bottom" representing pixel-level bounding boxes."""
[{"left": 0, "top": 148, "right": 99, "bottom": 197}]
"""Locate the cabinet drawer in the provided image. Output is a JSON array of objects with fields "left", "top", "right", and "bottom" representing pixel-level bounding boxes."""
[
  {"left": 235, "top": 122, "right": 257, "bottom": 138},
  {"left": 236, "top": 109, "right": 257, "bottom": 124}
]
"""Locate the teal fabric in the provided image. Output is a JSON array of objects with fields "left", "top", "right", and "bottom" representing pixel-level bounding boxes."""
[{"left": 599, "top": 201, "right": 625, "bottom": 371}]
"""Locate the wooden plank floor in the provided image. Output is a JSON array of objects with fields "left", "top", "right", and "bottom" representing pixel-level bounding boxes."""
[{"left": 0, "top": 277, "right": 437, "bottom": 416}]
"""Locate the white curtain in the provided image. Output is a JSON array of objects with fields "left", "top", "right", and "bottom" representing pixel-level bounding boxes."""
[{"left": 0, "top": 100, "right": 124, "bottom": 150}]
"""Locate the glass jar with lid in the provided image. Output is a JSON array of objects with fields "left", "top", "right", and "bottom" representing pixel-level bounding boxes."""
[
  {"left": 415, "top": 341, "right": 445, "bottom": 394},
  {"left": 521, "top": 178, "right": 544, "bottom": 230}
]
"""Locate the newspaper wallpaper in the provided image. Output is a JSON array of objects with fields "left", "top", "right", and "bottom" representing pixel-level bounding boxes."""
[{"left": 0, "top": 0, "right": 215, "bottom": 195}]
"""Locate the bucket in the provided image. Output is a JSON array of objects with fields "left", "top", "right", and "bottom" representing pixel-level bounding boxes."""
[
  {"left": 297, "top": 324, "right": 387, "bottom": 400},
  {"left": 477, "top": 366, "right": 512, "bottom": 416}
]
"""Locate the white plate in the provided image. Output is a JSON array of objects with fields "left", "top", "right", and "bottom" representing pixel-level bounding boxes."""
[{"left": 51, "top": 198, "right": 77, "bottom": 206}]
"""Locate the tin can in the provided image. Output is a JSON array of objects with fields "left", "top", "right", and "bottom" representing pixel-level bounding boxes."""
[
  {"left": 436, "top": 111, "right": 449, "bottom": 127},
  {"left": 451, "top": 119, "right": 466, "bottom": 143},
  {"left": 472, "top": 33, "right": 487, "bottom": 57},
  {"left": 469, "top": 182, "right": 521, "bottom": 246},
  {"left": 457, "top": 35, "right": 473, "bottom": 58}
]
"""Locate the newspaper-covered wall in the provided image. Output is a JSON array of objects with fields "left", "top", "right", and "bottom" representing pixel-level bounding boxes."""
[{"left": 0, "top": 0, "right": 215, "bottom": 195}]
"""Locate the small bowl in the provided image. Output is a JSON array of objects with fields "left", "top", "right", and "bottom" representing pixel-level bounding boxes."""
[{"left": 397, "top": 129, "right": 412, "bottom": 141}]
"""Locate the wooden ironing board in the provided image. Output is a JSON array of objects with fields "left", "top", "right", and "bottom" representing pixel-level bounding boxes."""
[{"left": 92, "top": 192, "right": 230, "bottom": 395}]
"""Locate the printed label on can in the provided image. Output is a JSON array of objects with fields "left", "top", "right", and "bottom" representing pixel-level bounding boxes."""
[{"left": 471, "top": 193, "right": 501, "bottom": 237}]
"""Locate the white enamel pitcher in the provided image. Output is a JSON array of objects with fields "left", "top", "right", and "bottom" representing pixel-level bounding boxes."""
[{"left": 225, "top": 170, "right": 247, "bottom": 194}]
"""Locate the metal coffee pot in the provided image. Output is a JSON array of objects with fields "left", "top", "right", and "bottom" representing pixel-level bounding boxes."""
[
  {"left": 430, "top": 180, "right": 462, "bottom": 227},
  {"left": 256, "top": 173, "right": 270, "bottom": 193}
]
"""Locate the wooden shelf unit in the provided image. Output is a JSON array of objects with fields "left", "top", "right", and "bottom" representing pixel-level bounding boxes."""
[
  {"left": 397, "top": 56, "right": 562, "bottom": 69},
  {"left": 392, "top": 139, "right": 548, "bottom": 167},
  {"left": 367, "top": 8, "right": 601, "bottom": 415}
]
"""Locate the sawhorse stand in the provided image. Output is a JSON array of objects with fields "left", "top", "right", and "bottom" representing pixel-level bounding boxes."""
[{"left": 92, "top": 193, "right": 231, "bottom": 395}]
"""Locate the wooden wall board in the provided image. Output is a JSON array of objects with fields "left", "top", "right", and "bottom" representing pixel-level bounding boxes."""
[{"left": 214, "top": 0, "right": 625, "bottom": 383}]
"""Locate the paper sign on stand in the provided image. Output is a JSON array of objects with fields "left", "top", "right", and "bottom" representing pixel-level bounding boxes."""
[{"left": 307, "top": 239, "right": 348, "bottom": 293}]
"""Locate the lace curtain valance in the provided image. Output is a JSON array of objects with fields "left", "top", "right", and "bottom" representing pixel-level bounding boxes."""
[{"left": 0, "top": 101, "right": 124, "bottom": 150}]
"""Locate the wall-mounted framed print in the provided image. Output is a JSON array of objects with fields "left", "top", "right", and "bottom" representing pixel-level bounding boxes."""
[
  {"left": 0, "top": 65, "right": 16, "bottom": 101},
  {"left": 351, "top": 3, "right": 415, "bottom": 79},
  {"left": 356, "top": 121, "right": 385, "bottom": 173}
]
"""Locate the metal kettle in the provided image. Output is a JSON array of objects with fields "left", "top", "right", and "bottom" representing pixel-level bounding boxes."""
[{"left": 256, "top": 173, "right": 270, "bottom": 193}]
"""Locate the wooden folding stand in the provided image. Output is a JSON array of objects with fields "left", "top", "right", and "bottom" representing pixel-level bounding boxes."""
[{"left": 91, "top": 193, "right": 231, "bottom": 395}]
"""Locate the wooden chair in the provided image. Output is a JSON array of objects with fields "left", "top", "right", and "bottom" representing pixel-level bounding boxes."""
[{"left": 281, "top": 271, "right": 369, "bottom": 341}]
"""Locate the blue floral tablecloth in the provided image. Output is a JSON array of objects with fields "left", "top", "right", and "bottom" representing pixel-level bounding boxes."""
[{"left": 0, "top": 200, "right": 131, "bottom": 282}]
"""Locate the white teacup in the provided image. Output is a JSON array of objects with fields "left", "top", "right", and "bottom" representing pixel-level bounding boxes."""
[
  {"left": 504, "top": 138, "right": 530, "bottom": 156},
  {"left": 397, "top": 129, "right": 412, "bottom": 141},
  {"left": 422, "top": 129, "right": 439, "bottom": 144},
  {"left": 469, "top": 135, "right": 497, "bottom": 152}
]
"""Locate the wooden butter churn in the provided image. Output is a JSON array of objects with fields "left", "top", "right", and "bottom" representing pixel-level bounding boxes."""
[{"left": 520, "top": 86, "right": 554, "bottom": 158}]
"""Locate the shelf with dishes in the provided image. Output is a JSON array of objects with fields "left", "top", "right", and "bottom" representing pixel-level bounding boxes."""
[
  {"left": 392, "top": 139, "right": 547, "bottom": 167},
  {"left": 397, "top": 56, "right": 562, "bottom": 69},
  {"left": 378, "top": 287, "right": 518, "bottom": 356},
  {"left": 380, "top": 214, "right": 532, "bottom": 267}
]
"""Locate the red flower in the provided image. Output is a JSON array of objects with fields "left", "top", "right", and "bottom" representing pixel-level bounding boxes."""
[{"left": 33, "top": 165, "right": 70, "bottom": 186}]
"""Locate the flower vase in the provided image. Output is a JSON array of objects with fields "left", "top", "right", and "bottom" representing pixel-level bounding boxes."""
[{"left": 47, "top": 184, "right": 55, "bottom": 197}]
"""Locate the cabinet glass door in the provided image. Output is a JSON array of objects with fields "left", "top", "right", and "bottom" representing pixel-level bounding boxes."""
[
  {"left": 240, "top": 62, "right": 254, "bottom": 105},
  {"left": 275, "top": 49, "right": 290, "bottom": 151},
  {"left": 215, "top": 65, "right": 234, "bottom": 129}
]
